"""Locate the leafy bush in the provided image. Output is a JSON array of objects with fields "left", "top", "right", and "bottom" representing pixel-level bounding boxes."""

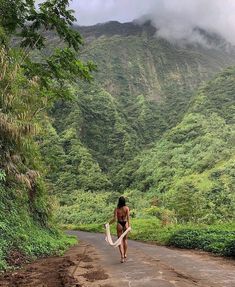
[
  {"left": 0, "top": 185, "right": 76, "bottom": 270},
  {"left": 74, "top": 219, "right": 235, "bottom": 257},
  {"left": 55, "top": 190, "right": 117, "bottom": 225},
  {"left": 168, "top": 228, "right": 235, "bottom": 257}
]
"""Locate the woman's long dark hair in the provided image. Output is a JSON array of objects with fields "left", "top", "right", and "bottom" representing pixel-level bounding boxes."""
[{"left": 117, "top": 196, "right": 126, "bottom": 208}]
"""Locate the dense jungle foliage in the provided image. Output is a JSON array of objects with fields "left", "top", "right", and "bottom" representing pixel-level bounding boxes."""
[
  {"left": 0, "top": 2, "right": 235, "bottom": 267},
  {"left": 0, "top": 0, "right": 95, "bottom": 269},
  {"left": 51, "top": 68, "right": 235, "bottom": 224},
  {"left": 42, "top": 22, "right": 235, "bottom": 256}
]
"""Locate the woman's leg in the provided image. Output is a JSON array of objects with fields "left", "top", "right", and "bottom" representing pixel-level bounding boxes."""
[
  {"left": 117, "top": 224, "right": 124, "bottom": 262},
  {"left": 123, "top": 222, "right": 128, "bottom": 258},
  {"left": 123, "top": 233, "right": 128, "bottom": 258}
]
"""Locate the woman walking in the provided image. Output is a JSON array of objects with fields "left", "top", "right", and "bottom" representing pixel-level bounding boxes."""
[{"left": 109, "top": 196, "right": 130, "bottom": 263}]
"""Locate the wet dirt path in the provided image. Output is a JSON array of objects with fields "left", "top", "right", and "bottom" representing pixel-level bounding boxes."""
[
  {"left": 0, "top": 230, "right": 234, "bottom": 287},
  {"left": 0, "top": 241, "right": 109, "bottom": 287}
]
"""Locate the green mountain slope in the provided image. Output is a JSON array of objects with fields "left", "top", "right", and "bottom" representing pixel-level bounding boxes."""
[
  {"left": 47, "top": 21, "right": 235, "bottom": 173},
  {"left": 79, "top": 21, "right": 235, "bottom": 99},
  {"left": 78, "top": 21, "right": 235, "bottom": 127},
  {"left": 118, "top": 67, "right": 235, "bottom": 223},
  {"left": 47, "top": 85, "right": 163, "bottom": 176},
  {"left": 43, "top": 21, "right": 235, "bottom": 226},
  {"left": 51, "top": 66, "right": 235, "bottom": 227}
]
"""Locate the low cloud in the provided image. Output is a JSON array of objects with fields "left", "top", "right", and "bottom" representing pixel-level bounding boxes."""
[{"left": 71, "top": 0, "right": 235, "bottom": 45}]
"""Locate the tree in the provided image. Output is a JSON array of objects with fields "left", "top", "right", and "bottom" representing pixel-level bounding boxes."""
[
  {"left": 0, "top": 0, "right": 96, "bottom": 98},
  {"left": 0, "top": 0, "right": 95, "bottom": 215}
]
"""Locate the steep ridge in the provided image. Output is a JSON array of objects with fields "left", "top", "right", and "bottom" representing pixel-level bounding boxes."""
[
  {"left": 48, "top": 21, "right": 235, "bottom": 171},
  {"left": 78, "top": 21, "right": 235, "bottom": 98},
  {"left": 78, "top": 21, "right": 235, "bottom": 126},
  {"left": 116, "top": 67, "right": 235, "bottom": 222},
  {"left": 43, "top": 21, "right": 235, "bottom": 225}
]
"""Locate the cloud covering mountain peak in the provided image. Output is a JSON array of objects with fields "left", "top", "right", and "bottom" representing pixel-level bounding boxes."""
[{"left": 71, "top": 0, "right": 235, "bottom": 45}]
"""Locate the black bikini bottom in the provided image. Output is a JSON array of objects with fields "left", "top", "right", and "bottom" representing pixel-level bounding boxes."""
[{"left": 118, "top": 221, "right": 127, "bottom": 229}]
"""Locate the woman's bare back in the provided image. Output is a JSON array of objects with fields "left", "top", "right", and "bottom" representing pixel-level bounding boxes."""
[{"left": 116, "top": 206, "right": 129, "bottom": 222}]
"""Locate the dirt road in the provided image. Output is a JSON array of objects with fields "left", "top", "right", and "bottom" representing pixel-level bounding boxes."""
[{"left": 0, "top": 230, "right": 234, "bottom": 287}]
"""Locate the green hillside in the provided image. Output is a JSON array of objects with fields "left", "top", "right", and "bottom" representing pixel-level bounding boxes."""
[
  {"left": 79, "top": 21, "right": 235, "bottom": 99},
  {"left": 2, "top": 0, "right": 234, "bottom": 272},
  {"left": 119, "top": 67, "right": 235, "bottom": 223},
  {"left": 45, "top": 21, "right": 235, "bottom": 176},
  {"left": 44, "top": 21, "right": 235, "bottom": 231},
  {"left": 52, "top": 65, "right": 235, "bottom": 226},
  {"left": 78, "top": 21, "right": 235, "bottom": 128},
  {"left": 0, "top": 49, "right": 76, "bottom": 269},
  {"left": 54, "top": 66, "right": 235, "bottom": 256}
]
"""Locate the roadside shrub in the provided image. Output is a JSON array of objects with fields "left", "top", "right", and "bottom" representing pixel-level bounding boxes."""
[{"left": 168, "top": 228, "right": 235, "bottom": 256}]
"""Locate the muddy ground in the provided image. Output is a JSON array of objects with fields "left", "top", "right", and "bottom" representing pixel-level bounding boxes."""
[{"left": 0, "top": 242, "right": 109, "bottom": 287}]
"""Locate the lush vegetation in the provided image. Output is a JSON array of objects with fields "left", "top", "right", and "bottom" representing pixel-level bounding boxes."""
[
  {"left": 48, "top": 63, "right": 235, "bottom": 256},
  {"left": 0, "top": 183, "right": 76, "bottom": 270},
  {"left": 0, "top": 0, "right": 95, "bottom": 269},
  {"left": 1, "top": 4, "right": 234, "bottom": 267},
  {"left": 121, "top": 67, "right": 235, "bottom": 223},
  {"left": 44, "top": 21, "right": 235, "bottom": 183},
  {"left": 78, "top": 23, "right": 235, "bottom": 130},
  {"left": 66, "top": 219, "right": 235, "bottom": 257},
  {"left": 47, "top": 61, "right": 235, "bottom": 221}
]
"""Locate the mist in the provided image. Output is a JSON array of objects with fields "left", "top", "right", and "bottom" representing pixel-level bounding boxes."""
[{"left": 71, "top": 0, "right": 235, "bottom": 45}]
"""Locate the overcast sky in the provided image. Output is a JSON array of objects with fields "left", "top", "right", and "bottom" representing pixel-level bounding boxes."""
[{"left": 69, "top": 0, "right": 235, "bottom": 44}]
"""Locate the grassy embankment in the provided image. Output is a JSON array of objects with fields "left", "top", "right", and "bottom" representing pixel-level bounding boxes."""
[{"left": 0, "top": 186, "right": 77, "bottom": 270}]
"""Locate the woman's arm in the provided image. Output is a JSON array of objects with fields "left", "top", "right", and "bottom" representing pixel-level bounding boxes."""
[
  {"left": 108, "top": 208, "right": 117, "bottom": 225},
  {"left": 126, "top": 206, "right": 130, "bottom": 228}
]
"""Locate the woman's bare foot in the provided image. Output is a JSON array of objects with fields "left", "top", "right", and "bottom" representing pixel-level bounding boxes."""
[{"left": 120, "top": 257, "right": 125, "bottom": 263}]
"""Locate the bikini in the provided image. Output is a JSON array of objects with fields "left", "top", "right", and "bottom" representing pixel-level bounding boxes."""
[
  {"left": 117, "top": 210, "right": 127, "bottom": 230},
  {"left": 118, "top": 220, "right": 127, "bottom": 230}
]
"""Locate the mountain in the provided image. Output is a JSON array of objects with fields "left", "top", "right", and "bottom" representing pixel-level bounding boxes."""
[
  {"left": 41, "top": 21, "right": 235, "bottom": 225},
  {"left": 115, "top": 67, "right": 235, "bottom": 222},
  {"left": 77, "top": 20, "right": 235, "bottom": 115}
]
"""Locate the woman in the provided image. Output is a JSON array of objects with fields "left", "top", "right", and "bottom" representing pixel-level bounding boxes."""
[{"left": 109, "top": 196, "right": 130, "bottom": 263}]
